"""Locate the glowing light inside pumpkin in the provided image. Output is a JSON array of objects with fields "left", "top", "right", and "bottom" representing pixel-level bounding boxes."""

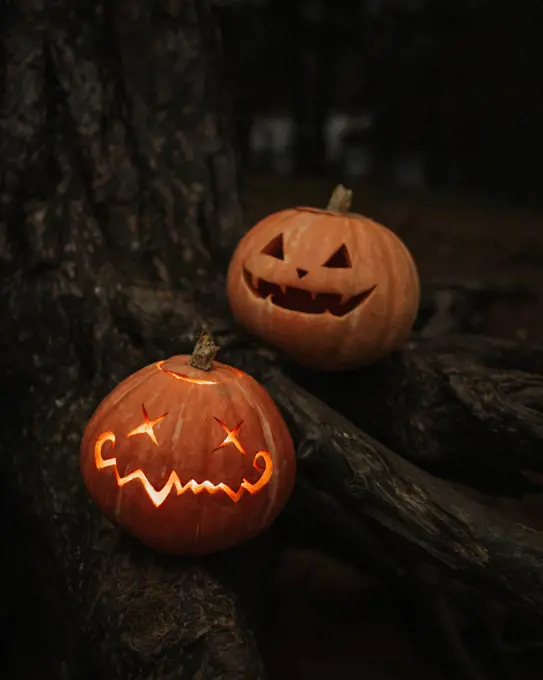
[
  {"left": 156, "top": 361, "right": 218, "bottom": 384},
  {"left": 127, "top": 404, "right": 168, "bottom": 444},
  {"left": 156, "top": 360, "right": 245, "bottom": 382},
  {"left": 213, "top": 417, "right": 246, "bottom": 454},
  {"left": 93, "top": 415, "right": 273, "bottom": 507}
]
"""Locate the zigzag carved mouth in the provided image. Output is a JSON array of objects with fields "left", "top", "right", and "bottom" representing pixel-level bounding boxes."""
[{"left": 243, "top": 267, "right": 375, "bottom": 317}]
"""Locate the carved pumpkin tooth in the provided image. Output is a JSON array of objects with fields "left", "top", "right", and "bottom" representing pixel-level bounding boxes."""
[
  {"left": 339, "top": 293, "right": 351, "bottom": 306},
  {"left": 310, "top": 291, "right": 317, "bottom": 300},
  {"left": 280, "top": 284, "right": 287, "bottom": 295}
]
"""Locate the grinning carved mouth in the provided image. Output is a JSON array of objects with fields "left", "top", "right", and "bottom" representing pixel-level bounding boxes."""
[{"left": 243, "top": 267, "right": 376, "bottom": 317}]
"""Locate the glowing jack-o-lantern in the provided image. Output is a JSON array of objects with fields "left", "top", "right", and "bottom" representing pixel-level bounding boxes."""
[
  {"left": 227, "top": 185, "right": 420, "bottom": 370},
  {"left": 80, "top": 332, "right": 296, "bottom": 555}
]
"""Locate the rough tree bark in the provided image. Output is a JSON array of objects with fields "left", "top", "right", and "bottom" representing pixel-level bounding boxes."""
[
  {"left": 291, "top": 333, "right": 543, "bottom": 496},
  {"left": 2, "top": 2, "right": 543, "bottom": 680},
  {"left": 1, "top": 2, "right": 263, "bottom": 680}
]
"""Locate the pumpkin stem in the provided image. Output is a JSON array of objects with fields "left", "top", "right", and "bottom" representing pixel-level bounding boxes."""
[
  {"left": 326, "top": 184, "right": 353, "bottom": 213},
  {"left": 189, "top": 331, "right": 220, "bottom": 371}
]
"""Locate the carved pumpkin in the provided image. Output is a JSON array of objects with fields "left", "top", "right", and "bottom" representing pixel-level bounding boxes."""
[
  {"left": 80, "top": 333, "right": 296, "bottom": 555},
  {"left": 227, "top": 185, "right": 420, "bottom": 370}
]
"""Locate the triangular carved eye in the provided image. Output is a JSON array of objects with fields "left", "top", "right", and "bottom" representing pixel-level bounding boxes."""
[
  {"left": 262, "top": 234, "right": 285, "bottom": 260},
  {"left": 323, "top": 244, "right": 351, "bottom": 268}
]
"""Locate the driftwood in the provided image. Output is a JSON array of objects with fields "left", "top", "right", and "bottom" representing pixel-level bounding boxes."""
[
  {"left": 290, "top": 333, "right": 543, "bottom": 496},
  {"left": 2, "top": 2, "right": 543, "bottom": 680}
]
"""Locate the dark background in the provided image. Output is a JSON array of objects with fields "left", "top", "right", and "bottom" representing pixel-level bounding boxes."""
[
  {"left": 4, "top": 1, "right": 543, "bottom": 679},
  {"left": 218, "top": 0, "right": 543, "bottom": 207}
]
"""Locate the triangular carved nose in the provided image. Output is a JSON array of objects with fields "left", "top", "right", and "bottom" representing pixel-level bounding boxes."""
[{"left": 296, "top": 268, "right": 308, "bottom": 279}]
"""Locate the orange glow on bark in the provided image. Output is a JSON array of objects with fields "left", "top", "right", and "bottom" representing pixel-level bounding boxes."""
[
  {"left": 127, "top": 404, "right": 168, "bottom": 444},
  {"left": 213, "top": 417, "right": 246, "bottom": 454},
  {"left": 93, "top": 430, "right": 274, "bottom": 508}
]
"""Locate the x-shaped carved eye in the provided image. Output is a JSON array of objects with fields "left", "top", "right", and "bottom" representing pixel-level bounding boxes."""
[
  {"left": 262, "top": 234, "right": 284, "bottom": 260},
  {"left": 323, "top": 244, "right": 351, "bottom": 268}
]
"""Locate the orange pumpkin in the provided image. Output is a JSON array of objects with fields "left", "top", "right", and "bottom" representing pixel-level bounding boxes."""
[
  {"left": 80, "top": 333, "right": 296, "bottom": 555},
  {"left": 227, "top": 185, "right": 420, "bottom": 370}
]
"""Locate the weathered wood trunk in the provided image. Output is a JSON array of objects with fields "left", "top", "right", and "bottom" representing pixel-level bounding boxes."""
[
  {"left": 2, "top": 2, "right": 543, "bottom": 680},
  {"left": 0, "top": 2, "right": 262, "bottom": 679}
]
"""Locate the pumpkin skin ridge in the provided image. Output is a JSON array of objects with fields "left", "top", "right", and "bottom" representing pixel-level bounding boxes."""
[
  {"left": 375, "top": 224, "right": 421, "bottom": 351},
  {"left": 232, "top": 376, "right": 288, "bottom": 530},
  {"left": 80, "top": 357, "right": 296, "bottom": 555}
]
